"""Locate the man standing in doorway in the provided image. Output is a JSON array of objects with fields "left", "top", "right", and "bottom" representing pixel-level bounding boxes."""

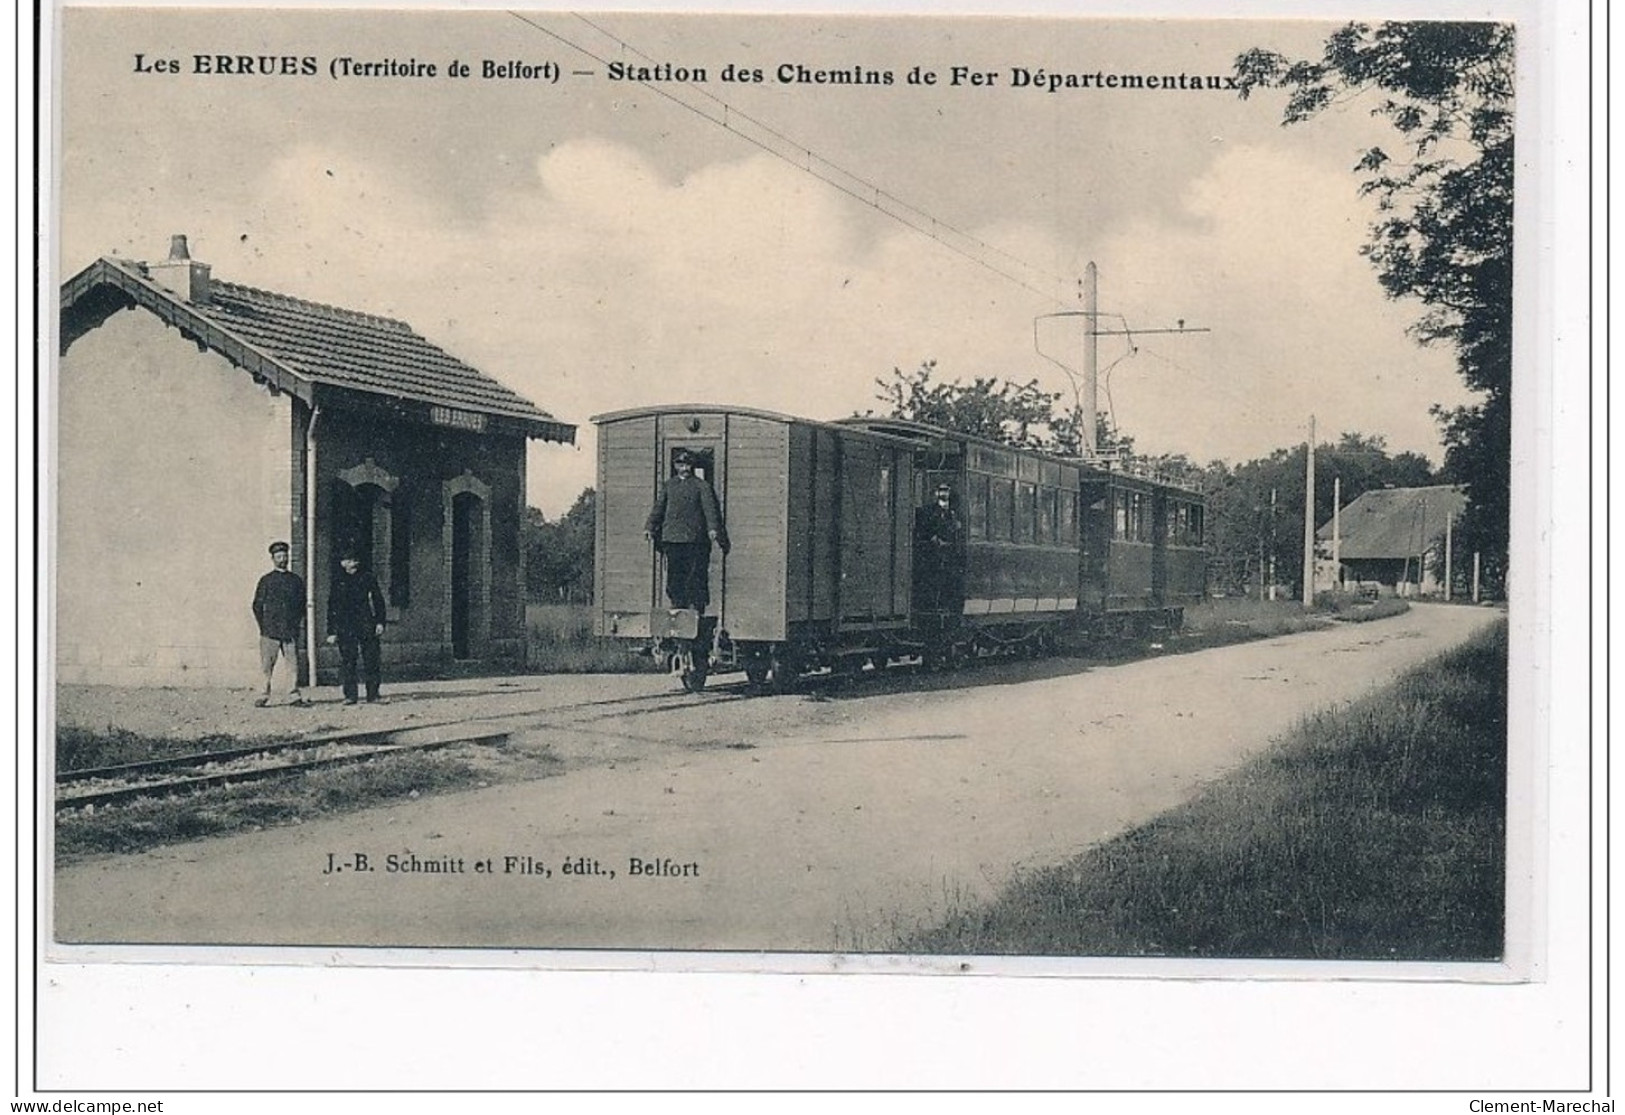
[
  {"left": 326, "top": 549, "right": 388, "bottom": 705},
  {"left": 252, "top": 541, "right": 309, "bottom": 708},
  {"left": 914, "top": 481, "right": 966, "bottom": 614},
  {"left": 644, "top": 449, "right": 729, "bottom": 611}
]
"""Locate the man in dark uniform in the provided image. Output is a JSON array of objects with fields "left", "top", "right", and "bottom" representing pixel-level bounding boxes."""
[
  {"left": 644, "top": 449, "right": 729, "bottom": 611},
  {"left": 325, "top": 550, "right": 388, "bottom": 705},
  {"left": 914, "top": 481, "right": 966, "bottom": 614},
  {"left": 251, "top": 541, "right": 309, "bottom": 707}
]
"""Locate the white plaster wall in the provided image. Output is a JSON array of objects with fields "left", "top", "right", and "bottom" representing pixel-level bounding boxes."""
[{"left": 55, "top": 308, "right": 295, "bottom": 687}]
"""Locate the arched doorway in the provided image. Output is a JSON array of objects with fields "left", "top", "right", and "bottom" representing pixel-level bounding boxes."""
[{"left": 443, "top": 472, "right": 491, "bottom": 661}]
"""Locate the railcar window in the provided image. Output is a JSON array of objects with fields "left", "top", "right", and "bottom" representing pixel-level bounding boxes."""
[
  {"left": 990, "top": 478, "right": 1014, "bottom": 542},
  {"left": 1191, "top": 503, "right": 1205, "bottom": 546},
  {"left": 1131, "top": 493, "right": 1149, "bottom": 543},
  {"left": 1038, "top": 486, "right": 1056, "bottom": 545},
  {"left": 1115, "top": 492, "right": 1130, "bottom": 540},
  {"left": 967, "top": 473, "right": 989, "bottom": 539},
  {"left": 1016, "top": 481, "right": 1036, "bottom": 543},
  {"left": 1059, "top": 490, "right": 1077, "bottom": 544}
]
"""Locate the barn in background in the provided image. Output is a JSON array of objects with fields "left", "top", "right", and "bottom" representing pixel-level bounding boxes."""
[
  {"left": 56, "top": 235, "right": 575, "bottom": 688},
  {"left": 1315, "top": 484, "right": 1468, "bottom": 597}
]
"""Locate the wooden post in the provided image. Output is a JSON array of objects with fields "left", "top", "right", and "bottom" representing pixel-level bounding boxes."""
[{"left": 1473, "top": 551, "right": 1481, "bottom": 603}]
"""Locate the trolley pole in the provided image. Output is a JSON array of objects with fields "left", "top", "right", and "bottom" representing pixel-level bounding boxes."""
[{"left": 1302, "top": 414, "right": 1315, "bottom": 609}]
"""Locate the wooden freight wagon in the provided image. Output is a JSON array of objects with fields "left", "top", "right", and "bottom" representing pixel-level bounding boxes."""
[{"left": 593, "top": 405, "right": 917, "bottom": 688}]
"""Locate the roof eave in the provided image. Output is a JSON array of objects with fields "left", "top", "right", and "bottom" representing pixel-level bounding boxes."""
[{"left": 61, "top": 259, "right": 315, "bottom": 405}]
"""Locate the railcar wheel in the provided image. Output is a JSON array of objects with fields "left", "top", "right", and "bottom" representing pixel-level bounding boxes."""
[{"left": 743, "top": 654, "right": 771, "bottom": 690}]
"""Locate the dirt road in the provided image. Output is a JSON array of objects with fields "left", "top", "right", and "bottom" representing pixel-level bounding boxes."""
[{"left": 53, "top": 604, "right": 1501, "bottom": 954}]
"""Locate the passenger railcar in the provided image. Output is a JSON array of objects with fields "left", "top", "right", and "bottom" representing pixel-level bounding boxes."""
[{"left": 593, "top": 404, "right": 1206, "bottom": 691}]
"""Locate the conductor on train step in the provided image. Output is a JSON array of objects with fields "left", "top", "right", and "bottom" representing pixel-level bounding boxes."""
[
  {"left": 915, "top": 481, "right": 966, "bottom": 613},
  {"left": 645, "top": 449, "right": 729, "bottom": 611}
]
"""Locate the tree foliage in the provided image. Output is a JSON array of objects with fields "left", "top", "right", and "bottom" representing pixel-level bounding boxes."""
[
  {"left": 1202, "top": 433, "right": 1438, "bottom": 597},
  {"left": 523, "top": 488, "right": 596, "bottom": 603},
  {"left": 1234, "top": 21, "right": 1514, "bottom": 592},
  {"left": 873, "top": 360, "right": 1139, "bottom": 458}
]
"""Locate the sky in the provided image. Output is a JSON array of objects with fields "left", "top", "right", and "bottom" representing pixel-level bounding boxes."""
[{"left": 55, "top": 7, "right": 1484, "bottom": 516}]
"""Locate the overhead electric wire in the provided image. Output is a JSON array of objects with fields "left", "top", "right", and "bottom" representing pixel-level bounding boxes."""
[{"left": 507, "top": 10, "right": 1074, "bottom": 308}]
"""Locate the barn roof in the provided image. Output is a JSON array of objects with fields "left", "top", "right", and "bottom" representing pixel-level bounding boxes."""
[
  {"left": 1318, "top": 485, "right": 1467, "bottom": 559},
  {"left": 60, "top": 253, "right": 575, "bottom": 444}
]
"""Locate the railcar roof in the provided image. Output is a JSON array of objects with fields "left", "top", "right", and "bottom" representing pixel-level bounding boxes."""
[
  {"left": 839, "top": 416, "right": 1206, "bottom": 496},
  {"left": 590, "top": 403, "right": 922, "bottom": 447}
]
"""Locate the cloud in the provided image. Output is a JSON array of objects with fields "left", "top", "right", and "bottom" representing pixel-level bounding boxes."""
[{"left": 66, "top": 134, "right": 1469, "bottom": 514}]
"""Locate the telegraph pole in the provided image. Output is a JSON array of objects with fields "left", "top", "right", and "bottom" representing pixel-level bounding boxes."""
[
  {"left": 1302, "top": 414, "right": 1316, "bottom": 609},
  {"left": 1444, "top": 508, "right": 1454, "bottom": 601},
  {"left": 1332, "top": 475, "right": 1341, "bottom": 591},
  {"left": 1035, "top": 262, "right": 1209, "bottom": 461}
]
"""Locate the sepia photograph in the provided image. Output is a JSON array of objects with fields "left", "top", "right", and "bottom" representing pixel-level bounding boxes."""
[{"left": 30, "top": 0, "right": 1592, "bottom": 1096}]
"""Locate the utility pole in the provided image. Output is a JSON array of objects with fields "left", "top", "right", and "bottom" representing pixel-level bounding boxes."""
[
  {"left": 1302, "top": 414, "right": 1315, "bottom": 609},
  {"left": 1268, "top": 488, "right": 1277, "bottom": 601},
  {"left": 1082, "top": 262, "right": 1098, "bottom": 456},
  {"left": 1332, "top": 475, "right": 1341, "bottom": 591},
  {"left": 1034, "top": 262, "right": 1209, "bottom": 461},
  {"left": 1444, "top": 509, "right": 1453, "bottom": 601}
]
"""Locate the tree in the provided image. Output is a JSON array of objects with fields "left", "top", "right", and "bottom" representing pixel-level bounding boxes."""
[
  {"left": 1203, "top": 433, "right": 1439, "bottom": 598},
  {"left": 873, "top": 360, "right": 1135, "bottom": 457},
  {"left": 523, "top": 488, "right": 596, "bottom": 603},
  {"left": 1235, "top": 21, "right": 1513, "bottom": 594}
]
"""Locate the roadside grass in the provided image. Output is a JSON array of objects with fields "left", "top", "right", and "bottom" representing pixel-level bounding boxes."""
[
  {"left": 526, "top": 602, "right": 655, "bottom": 674},
  {"left": 54, "top": 742, "right": 564, "bottom": 863},
  {"left": 897, "top": 619, "right": 1507, "bottom": 960},
  {"left": 1313, "top": 590, "right": 1413, "bottom": 623}
]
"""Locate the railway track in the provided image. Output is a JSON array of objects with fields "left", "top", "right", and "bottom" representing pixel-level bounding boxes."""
[{"left": 55, "top": 682, "right": 751, "bottom": 812}]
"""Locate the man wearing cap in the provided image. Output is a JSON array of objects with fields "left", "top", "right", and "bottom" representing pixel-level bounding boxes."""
[
  {"left": 325, "top": 550, "right": 389, "bottom": 705},
  {"left": 914, "top": 481, "right": 966, "bottom": 614},
  {"left": 644, "top": 449, "right": 729, "bottom": 611},
  {"left": 251, "top": 541, "right": 309, "bottom": 707}
]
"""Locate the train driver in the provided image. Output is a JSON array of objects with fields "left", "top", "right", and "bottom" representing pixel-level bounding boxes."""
[{"left": 644, "top": 448, "right": 730, "bottom": 612}]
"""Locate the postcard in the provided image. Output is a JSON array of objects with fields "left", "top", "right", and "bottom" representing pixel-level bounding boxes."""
[{"left": 30, "top": 1, "right": 1592, "bottom": 1096}]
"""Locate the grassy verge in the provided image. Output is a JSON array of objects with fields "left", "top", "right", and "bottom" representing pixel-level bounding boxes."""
[
  {"left": 56, "top": 726, "right": 278, "bottom": 774},
  {"left": 55, "top": 742, "right": 564, "bottom": 863},
  {"left": 527, "top": 602, "right": 655, "bottom": 674},
  {"left": 898, "top": 619, "right": 1507, "bottom": 960}
]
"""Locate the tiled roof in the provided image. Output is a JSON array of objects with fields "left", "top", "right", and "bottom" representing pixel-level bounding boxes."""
[
  {"left": 60, "top": 256, "right": 575, "bottom": 443},
  {"left": 1318, "top": 485, "right": 1466, "bottom": 560}
]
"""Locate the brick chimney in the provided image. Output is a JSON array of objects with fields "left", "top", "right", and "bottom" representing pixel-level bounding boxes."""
[{"left": 147, "top": 234, "right": 212, "bottom": 304}]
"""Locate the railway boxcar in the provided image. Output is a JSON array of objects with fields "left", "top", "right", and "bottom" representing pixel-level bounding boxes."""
[{"left": 593, "top": 405, "right": 917, "bottom": 688}]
